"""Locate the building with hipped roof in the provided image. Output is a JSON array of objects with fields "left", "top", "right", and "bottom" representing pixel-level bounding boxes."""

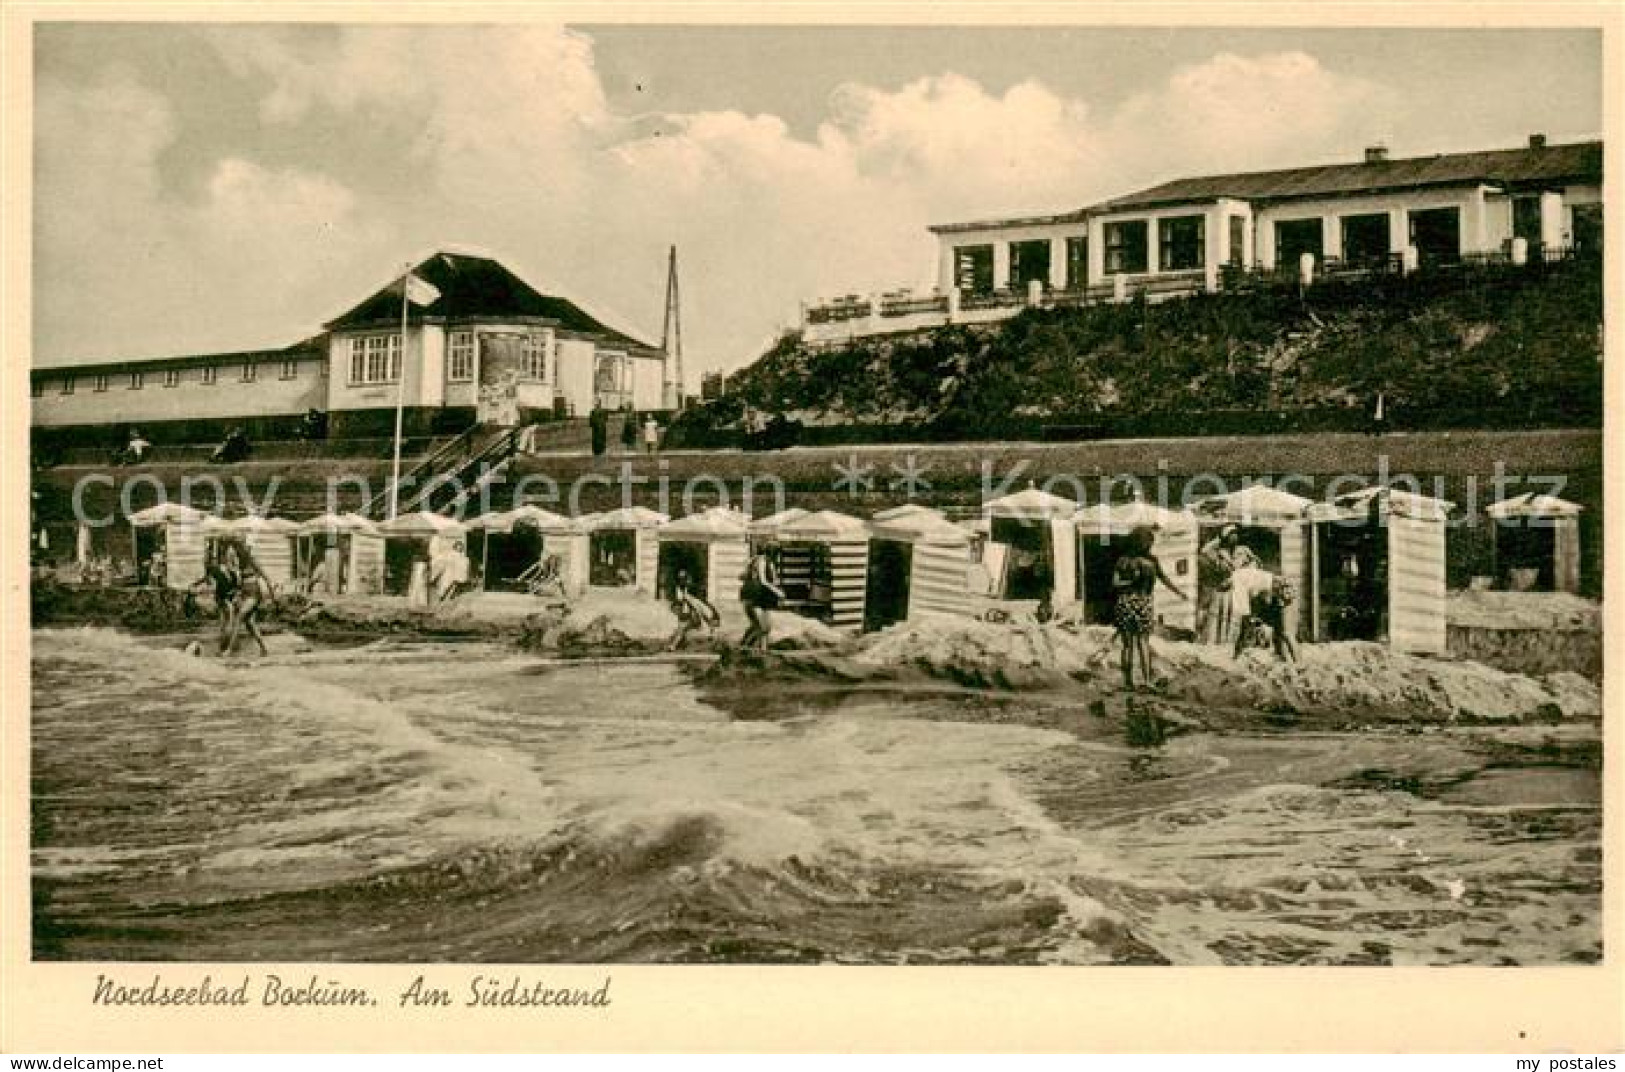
[{"left": 32, "top": 250, "right": 675, "bottom": 442}]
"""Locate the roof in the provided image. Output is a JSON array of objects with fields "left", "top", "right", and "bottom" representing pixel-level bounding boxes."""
[
  {"left": 928, "top": 209, "right": 1085, "bottom": 236},
  {"left": 1092, "top": 139, "right": 1602, "bottom": 214},
  {"left": 590, "top": 506, "right": 670, "bottom": 529},
  {"left": 748, "top": 507, "right": 810, "bottom": 534},
  {"left": 778, "top": 509, "right": 870, "bottom": 539},
  {"left": 127, "top": 503, "right": 208, "bottom": 526},
  {"left": 1308, "top": 485, "right": 1455, "bottom": 522},
  {"left": 378, "top": 511, "right": 468, "bottom": 537},
  {"left": 1074, "top": 500, "right": 1198, "bottom": 533},
  {"left": 202, "top": 515, "right": 300, "bottom": 534},
  {"left": 467, "top": 505, "right": 575, "bottom": 533},
  {"left": 33, "top": 340, "right": 324, "bottom": 378},
  {"left": 869, "top": 508, "right": 970, "bottom": 544},
  {"left": 298, "top": 512, "right": 379, "bottom": 534},
  {"left": 930, "top": 138, "right": 1602, "bottom": 232},
  {"left": 1193, "top": 483, "right": 1313, "bottom": 524},
  {"left": 324, "top": 251, "right": 656, "bottom": 350},
  {"left": 1486, "top": 492, "right": 1583, "bottom": 519},
  {"left": 984, "top": 485, "right": 1079, "bottom": 520},
  {"left": 661, "top": 507, "right": 751, "bottom": 539}
]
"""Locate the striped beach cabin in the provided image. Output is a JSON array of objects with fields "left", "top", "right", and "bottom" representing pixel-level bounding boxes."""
[
  {"left": 466, "top": 506, "right": 579, "bottom": 594},
  {"left": 1072, "top": 500, "right": 1199, "bottom": 634},
  {"left": 1193, "top": 484, "right": 1315, "bottom": 641},
  {"left": 774, "top": 509, "right": 871, "bottom": 630},
  {"left": 864, "top": 505, "right": 974, "bottom": 630},
  {"left": 296, "top": 512, "right": 383, "bottom": 596},
  {"left": 657, "top": 507, "right": 751, "bottom": 613},
  {"left": 586, "top": 507, "right": 668, "bottom": 594},
  {"left": 1308, "top": 485, "right": 1453, "bottom": 653},
  {"left": 1485, "top": 492, "right": 1583, "bottom": 594},
  {"left": 202, "top": 515, "right": 299, "bottom": 591},
  {"left": 377, "top": 511, "right": 468, "bottom": 598},
  {"left": 983, "top": 485, "right": 1080, "bottom": 613},
  {"left": 127, "top": 502, "right": 208, "bottom": 590}
]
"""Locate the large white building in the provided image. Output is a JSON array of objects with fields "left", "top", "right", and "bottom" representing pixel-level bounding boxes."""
[
  {"left": 803, "top": 136, "right": 1603, "bottom": 343},
  {"left": 31, "top": 251, "right": 673, "bottom": 440}
]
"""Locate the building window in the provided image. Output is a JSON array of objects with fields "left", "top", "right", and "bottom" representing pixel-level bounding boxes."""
[
  {"left": 448, "top": 332, "right": 475, "bottom": 382},
  {"left": 1275, "top": 218, "right": 1324, "bottom": 268},
  {"left": 201, "top": 365, "right": 218, "bottom": 386},
  {"left": 348, "top": 334, "right": 402, "bottom": 385},
  {"left": 1065, "top": 236, "right": 1088, "bottom": 289},
  {"left": 128, "top": 371, "right": 144, "bottom": 390},
  {"left": 1228, "top": 216, "right": 1247, "bottom": 267},
  {"left": 1103, "top": 220, "right": 1149, "bottom": 275},
  {"left": 31, "top": 379, "right": 43, "bottom": 398},
  {"left": 240, "top": 361, "right": 258, "bottom": 383},
  {"left": 953, "top": 244, "right": 995, "bottom": 295},
  {"left": 94, "top": 373, "right": 110, "bottom": 393},
  {"left": 1512, "top": 196, "right": 1542, "bottom": 247},
  {"left": 1158, "top": 215, "right": 1206, "bottom": 272},
  {"left": 1408, "top": 206, "right": 1461, "bottom": 267},
  {"left": 1008, "top": 240, "right": 1051, "bottom": 290},
  {"left": 163, "top": 369, "right": 181, "bottom": 388},
  {"left": 1340, "top": 213, "right": 1391, "bottom": 266},
  {"left": 61, "top": 376, "right": 75, "bottom": 395},
  {"left": 280, "top": 359, "right": 298, "bottom": 380},
  {"left": 521, "top": 334, "right": 547, "bottom": 380}
]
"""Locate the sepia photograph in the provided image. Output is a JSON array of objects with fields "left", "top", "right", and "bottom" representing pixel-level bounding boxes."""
[{"left": 7, "top": 4, "right": 1619, "bottom": 1054}]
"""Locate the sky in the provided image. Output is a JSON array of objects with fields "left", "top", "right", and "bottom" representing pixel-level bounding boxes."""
[{"left": 32, "top": 23, "right": 1603, "bottom": 381}]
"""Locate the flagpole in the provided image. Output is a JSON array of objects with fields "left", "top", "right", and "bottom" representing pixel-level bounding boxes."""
[{"left": 388, "top": 262, "right": 410, "bottom": 520}]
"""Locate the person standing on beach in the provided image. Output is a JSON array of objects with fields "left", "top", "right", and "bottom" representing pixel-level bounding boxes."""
[
  {"left": 1198, "top": 525, "right": 1246, "bottom": 644},
  {"left": 221, "top": 540, "right": 272, "bottom": 658},
  {"left": 1112, "top": 525, "right": 1188, "bottom": 692},
  {"left": 739, "top": 545, "right": 786, "bottom": 654}
]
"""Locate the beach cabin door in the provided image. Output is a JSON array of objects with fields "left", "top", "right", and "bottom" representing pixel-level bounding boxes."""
[
  {"left": 864, "top": 540, "right": 912, "bottom": 632},
  {"left": 1387, "top": 515, "right": 1447, "bottom": 654},
  {"left": 477, "top": 333, "right": 524, "bottom": 426}
]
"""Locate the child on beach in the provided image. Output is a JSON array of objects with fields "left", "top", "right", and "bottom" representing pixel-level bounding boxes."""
[
  {"left": 667, "top": 569, "right": 720, "bottom": 651},
  {"left": 1112, "top": 525, "right": 1189, "bottom": 692},
  {"left": 1234, "top": 575, "right": 1298, "bottom": 663}
]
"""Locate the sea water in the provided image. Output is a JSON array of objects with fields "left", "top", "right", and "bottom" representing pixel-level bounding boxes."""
[{"left": 31, "top": 627, "right": 1601, "bottom": 965}]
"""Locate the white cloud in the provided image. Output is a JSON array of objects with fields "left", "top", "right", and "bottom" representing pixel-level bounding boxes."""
[
  {"left": 34, "top": 69, "right": 390, "bottom": 362},
  {"left": 36, "top": 32, "right": 1405, "bottom": 378}
]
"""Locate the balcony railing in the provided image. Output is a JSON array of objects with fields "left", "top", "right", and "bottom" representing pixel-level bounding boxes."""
[{"left": 800, "top": 244, "right": 1597, "bottom": 343}]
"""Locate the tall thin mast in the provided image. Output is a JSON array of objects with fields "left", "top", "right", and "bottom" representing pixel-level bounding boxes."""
[{"left": 661, "top": 245, "right": 683, "bottom": 409}]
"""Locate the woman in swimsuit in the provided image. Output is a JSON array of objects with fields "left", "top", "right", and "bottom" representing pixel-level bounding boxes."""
[
  {"left": 1112, "top": 525, "right": 1189, "bottom": 692},
  {"left": 221, "top": 539, "right": 273, "bottom": 657}
]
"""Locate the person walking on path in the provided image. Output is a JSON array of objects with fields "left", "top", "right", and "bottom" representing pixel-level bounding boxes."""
[{"left": 1112, "top": 525, "right": 1188, "bottom": 692}]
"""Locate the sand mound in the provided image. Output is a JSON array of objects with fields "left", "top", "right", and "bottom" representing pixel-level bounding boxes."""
[
  {"left": 846, "top": 617, "right": 1599, "bottom": 724},
  {"left": 1447, "top": 591, "right": 1600, "bottom": 632}
]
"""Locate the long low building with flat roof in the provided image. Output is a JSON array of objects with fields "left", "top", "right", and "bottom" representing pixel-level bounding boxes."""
[
  {"left": 31, "top": 251, "right": 675, "bottom": 442},
  {"left": 802, "top": 134, "right": 1603, "bottom": 343}
]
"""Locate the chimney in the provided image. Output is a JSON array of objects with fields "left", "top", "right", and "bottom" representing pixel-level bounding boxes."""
[
  {"left": 1529, "top": 133, "right": 1547, "bottom": 150},
  {"left": 1364, "top": 145, "right": 1389, "bottom": 164}
]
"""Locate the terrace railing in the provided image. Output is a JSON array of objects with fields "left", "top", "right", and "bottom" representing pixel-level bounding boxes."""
[{"left": 800, "top": 244, "right": 1597, "bottom": 343}]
